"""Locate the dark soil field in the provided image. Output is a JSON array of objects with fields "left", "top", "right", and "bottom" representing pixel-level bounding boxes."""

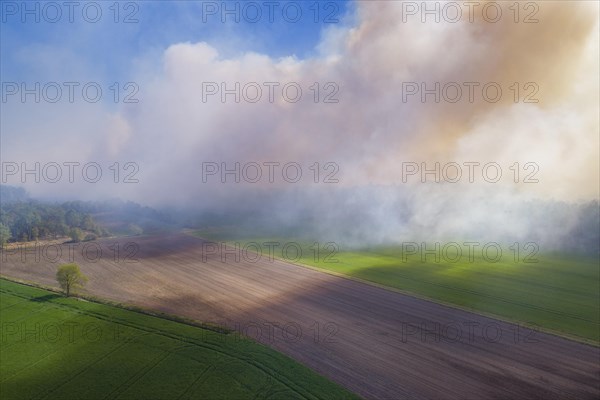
[{"left": 1, "top": 233, "right": 599, "bottom": 399}]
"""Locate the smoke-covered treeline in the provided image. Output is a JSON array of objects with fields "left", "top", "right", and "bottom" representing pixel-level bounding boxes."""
[
  {"left": 1, "top": 2, "right": 598, "bottom": 255},
  {"left": 0, "top": 186, "right": 175, "bottom": 244},
  {"left": 183, "top": 185, "right": 599, "bottom": 255},
  {"left": 0, "top": 200, "right": 106, "bottom": 244}
]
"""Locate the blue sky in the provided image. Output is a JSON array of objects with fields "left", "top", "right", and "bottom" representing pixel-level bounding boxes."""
[{"left": 1, "top": 1, "right": 354, "bottom": 84}]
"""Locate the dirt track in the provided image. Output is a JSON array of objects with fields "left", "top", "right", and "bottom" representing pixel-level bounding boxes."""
[{"left": 1, "top": 233, "right": 599, "bottom": 399}]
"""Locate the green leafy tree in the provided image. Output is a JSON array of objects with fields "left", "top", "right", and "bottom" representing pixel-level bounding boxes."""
[
  {"left": 69, "top": 227, "right": 84, "bottom": 243},
  {"left": 81, "top": 214, "right": 95, "bottom": 231},
  {"left": 56, "top": 264, "right": 88, "bottom": 297},
  {"left": 65, "top": 209, "right": 82, "bottom": 227}
]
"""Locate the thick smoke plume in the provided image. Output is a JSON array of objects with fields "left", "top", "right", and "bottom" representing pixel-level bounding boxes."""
[{"left": 2, "top": 1, "right": 598, "bottom": 251}]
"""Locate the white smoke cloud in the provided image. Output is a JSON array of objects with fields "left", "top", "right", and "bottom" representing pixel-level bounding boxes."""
[{"left": 2, "top": 1, "right": 598, "bottom": 246}]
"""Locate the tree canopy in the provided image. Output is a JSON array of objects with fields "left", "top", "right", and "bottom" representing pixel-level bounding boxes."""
[
  {"left": 0, "top": 200, "right": 107, "bottom": 243},
  {"left": 56, "top": 264, "right": 88, "bottom": 297}
]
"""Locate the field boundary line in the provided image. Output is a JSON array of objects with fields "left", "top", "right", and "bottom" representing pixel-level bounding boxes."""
[{"left": 190, "top": 235, "right": 600, "bottom": 347}]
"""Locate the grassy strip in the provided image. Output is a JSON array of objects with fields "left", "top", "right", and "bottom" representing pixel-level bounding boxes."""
[{"left": 0, "top": 277, "right": 360, "bottom": 400}]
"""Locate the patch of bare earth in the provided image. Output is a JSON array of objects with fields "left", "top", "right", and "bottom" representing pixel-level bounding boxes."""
[{"left": 1, "top": 233, "right": 598, "bottom": 399}]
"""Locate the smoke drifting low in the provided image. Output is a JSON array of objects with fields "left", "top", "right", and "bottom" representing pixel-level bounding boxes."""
[{"left": 2, "top": 1, "right": 599, "bottom": 251}]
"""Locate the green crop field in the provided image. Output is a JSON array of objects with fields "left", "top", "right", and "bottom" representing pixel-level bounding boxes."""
[
  {"left": 0, "top": 279, "right": 358, "bottom": 400},
  {"left": 193, "top": 229, "right": 600, "bottom": 343}
]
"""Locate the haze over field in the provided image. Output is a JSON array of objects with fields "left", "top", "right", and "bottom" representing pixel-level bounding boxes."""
[
  {"left": 1, "top": 3, "right": 600, "bottom": 399},
  {"left": 2, "top": 1, "right": 599, "bottom": 248}
]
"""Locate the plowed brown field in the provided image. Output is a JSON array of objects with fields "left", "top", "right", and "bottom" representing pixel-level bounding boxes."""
[{"left": 1, "top": 233, "right": 598, "bottom": 399}]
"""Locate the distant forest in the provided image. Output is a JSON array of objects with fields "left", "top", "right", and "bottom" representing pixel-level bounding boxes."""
[
  {"left": 0, "top": 186, "right": 106, "bottom": 245},
  {"left": 0, "top": 186, "right": 173, "bottom": 246},
  {"left": 1, "top": 185, "right": 597, "bottom": 255}
]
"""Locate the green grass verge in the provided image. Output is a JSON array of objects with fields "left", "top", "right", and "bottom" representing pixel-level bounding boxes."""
[
  {"left": 0, "top": 278, "right": 359, "bottom": 400},
  {"left": 192, "top": 229, "right": 600, "bottom": 344}
]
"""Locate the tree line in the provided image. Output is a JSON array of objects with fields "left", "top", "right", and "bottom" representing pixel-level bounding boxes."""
[{"left": 0, "top": 201, "right": 108, "bottom": 246}]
